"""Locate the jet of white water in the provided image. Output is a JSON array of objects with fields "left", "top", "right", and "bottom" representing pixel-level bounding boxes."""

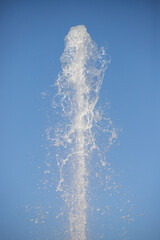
[{"left": 54, "top": 25, "right": 108, "bottom": 240}]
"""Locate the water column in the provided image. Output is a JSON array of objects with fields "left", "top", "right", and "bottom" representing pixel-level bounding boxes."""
[
  {"left": 67, "top": 28, "right": 88, "bottom": 240},
  {"left": 55, "top": 25, "right": 107, "bottom": 240}
]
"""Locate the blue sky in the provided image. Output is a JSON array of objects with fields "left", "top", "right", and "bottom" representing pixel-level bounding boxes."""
[{"left": 1, "top": 0, "right": 160, "bottom": 239}]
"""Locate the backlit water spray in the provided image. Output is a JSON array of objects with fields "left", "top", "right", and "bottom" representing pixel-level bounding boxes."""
[{"left": 53, "top": 25, "right": 109, "bottom": 240}]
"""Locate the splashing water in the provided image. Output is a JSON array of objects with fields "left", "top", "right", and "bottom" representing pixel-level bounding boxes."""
[
  {"left": 25, "top": 25, "right": 139, "bottom": 240},
  {"left": 54, "top": 25, "right": 109, "bottom": 240}
]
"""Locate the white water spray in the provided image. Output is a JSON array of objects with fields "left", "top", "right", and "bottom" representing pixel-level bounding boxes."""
[
  {"left": 54, "top": 25, "right": 108, "bottom": 240},
  {"left": 25, "top": 25, "right": 136, "bottom": 240}
]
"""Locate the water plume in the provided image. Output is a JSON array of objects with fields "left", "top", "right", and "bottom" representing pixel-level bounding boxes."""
[
  {"left": 25, "top": 25, "right": 137, "bottom": 240},
  {"left": 53, "top": 25, "right": 108, "bottom": 240}
]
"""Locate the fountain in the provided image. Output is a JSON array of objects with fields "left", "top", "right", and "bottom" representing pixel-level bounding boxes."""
[
  {"left": 25, "top": 25, "right": 136, "bottom": 240},
  {"left": 54, "top": 25, "right": 108, "bottom": 240}
]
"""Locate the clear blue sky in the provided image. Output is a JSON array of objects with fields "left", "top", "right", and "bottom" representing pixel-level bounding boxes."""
[{"left": 1, "top": 0, "right": 160, "bottom": 239}]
